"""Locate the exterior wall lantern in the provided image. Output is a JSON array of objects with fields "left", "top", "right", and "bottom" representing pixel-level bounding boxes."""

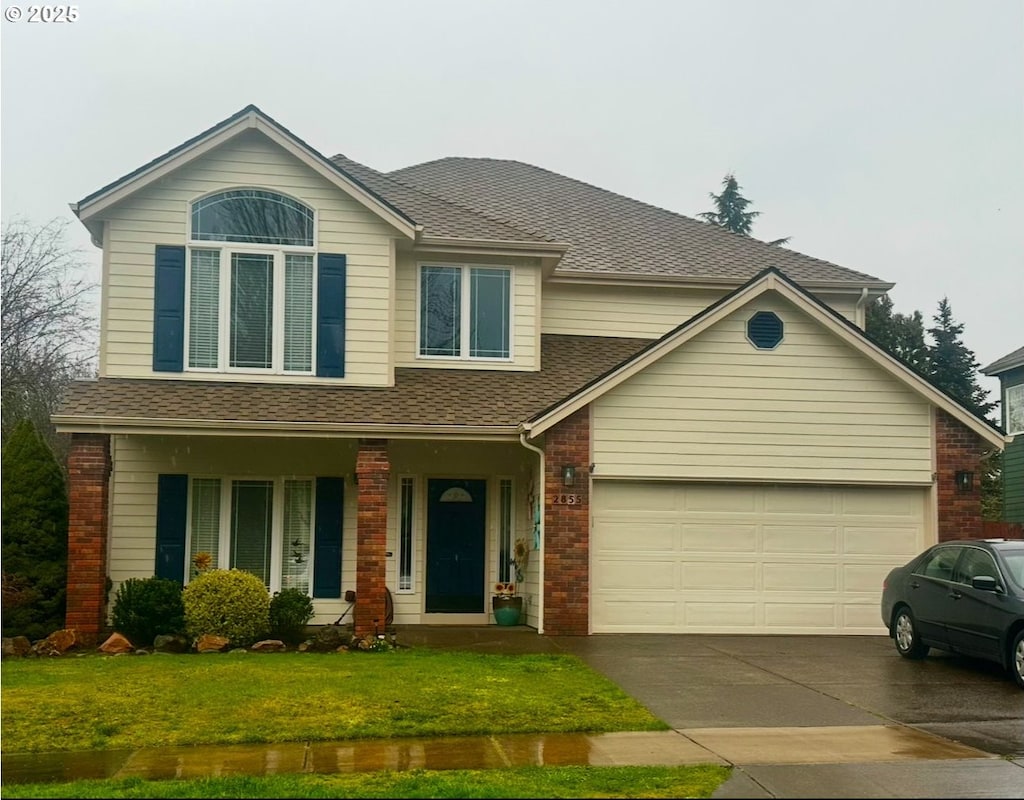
[
  {"left": 561, "top": 465, "right": 576, "bottom": 487},
  {"left": 955, "top": 470, "right": 974, "bottom": 492}
]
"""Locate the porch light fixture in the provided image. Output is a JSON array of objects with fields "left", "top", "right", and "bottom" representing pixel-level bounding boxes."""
[
  {"left": 955, "top": 470, "right": 974, "bottom": 492},
  {"left": 561, "top": 465, "right": 576, "bottom": 487}
]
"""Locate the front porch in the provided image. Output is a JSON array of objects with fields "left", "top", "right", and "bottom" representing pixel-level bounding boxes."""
[{"left": 65, "top": 410, "right": 593, "bottom": 642}]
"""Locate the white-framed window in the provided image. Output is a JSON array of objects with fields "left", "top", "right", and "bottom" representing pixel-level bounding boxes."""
[
  {"left": 186, "top": 189, "right": 316, "bottom": 374},
  {"left": 498, "top": 477, "right": 514, "bottom": 583},
  {"left": 397, "top": 476, "right": 415, "bottom": 593},
  {"left": 186, "top": 476, "right": 314, "bottom": 594},
  {"left": 1006, "top": 383, "right": 1024, "bottom": 434},
  {"left": 418, "top": 263, "right": 512, "bottom": 360}
]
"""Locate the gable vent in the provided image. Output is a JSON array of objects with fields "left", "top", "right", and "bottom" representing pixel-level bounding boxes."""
[{"left": 746, "top": 311, "right": 784, "bottom": 350}]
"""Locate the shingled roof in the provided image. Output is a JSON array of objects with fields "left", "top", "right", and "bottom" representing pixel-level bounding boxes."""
[
  {"left": 980, "top": 346, "right": 1024, "bottom": 376},
  {"left": 55, "top": 335, "right": 649, "bottom": 430},
  {"left": 386, "top": 157, "right": 888, "bottom": 286}
]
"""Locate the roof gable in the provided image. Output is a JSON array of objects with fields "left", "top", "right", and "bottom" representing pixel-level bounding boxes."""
[
  {"left": 981, "top": 346, "right": 1024, "bottom": 376},
  {"left": 72, "top": 105, "right": 420, "bottom": 241},
  {"left": 526, "top": 268, "right": 1005, "bottom": 449}
]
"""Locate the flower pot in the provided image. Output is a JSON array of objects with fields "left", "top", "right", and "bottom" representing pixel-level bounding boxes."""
[{"left": 492, "top": 595, "right": 523, "bottom": 626}]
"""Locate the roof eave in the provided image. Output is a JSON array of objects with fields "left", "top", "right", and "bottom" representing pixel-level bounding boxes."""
[{"left": 548, "top": 270, "right": 894, "bottom": 293}]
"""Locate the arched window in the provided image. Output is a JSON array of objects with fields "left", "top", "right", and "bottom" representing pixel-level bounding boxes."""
[{"left": 191, "top": 189, "right": 314, "bottom": 247}]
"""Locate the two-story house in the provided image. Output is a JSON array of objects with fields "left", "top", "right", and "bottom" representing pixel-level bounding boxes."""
[{"left": 55, "top": 105, "right": 1007, "bottom": 644}]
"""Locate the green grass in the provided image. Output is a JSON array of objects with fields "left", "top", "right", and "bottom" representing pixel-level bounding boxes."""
[
  {"left": 0, "top": 766, "right": 731, "bottom": 798},
  {"left": 1, "top": 650, "right": 667, "bottom": 753}
]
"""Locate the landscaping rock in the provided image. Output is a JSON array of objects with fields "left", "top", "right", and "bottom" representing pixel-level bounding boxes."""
[
  {"left": 32, "top": 629, "right": 77, "bottom": 657},
  {"left": 2, "top": 636, "right": 32, "bottom": 658},
  {"left": 153, "top": 634, "right": 189, "bottom": 653},
  {"left": 251, "top": 639, "right": 286, "bottom": 652},
  {"left": 99, "top": 633, "right": 134, "bottom": 655},
  {"left": 195, "top": 634, "right": 230, "bottom": 653},
  {"left": 305, "top": 626, "right": 351, "bottom": 652}
]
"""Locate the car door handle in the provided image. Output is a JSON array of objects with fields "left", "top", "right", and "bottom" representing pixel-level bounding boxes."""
[
  {"left": 909, "top": 581, "right": 920, "bottom": 590},
  {"left": 948, "top": 590, "right": 962, "bottom": 600}
]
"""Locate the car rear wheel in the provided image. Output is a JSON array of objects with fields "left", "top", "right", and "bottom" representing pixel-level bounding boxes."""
[
  {"left": 1012, "top": 630, "right": 1024, "bottom": 690},
  {"left": 893, "top": 607, "right": 929, "bottom": 659}
]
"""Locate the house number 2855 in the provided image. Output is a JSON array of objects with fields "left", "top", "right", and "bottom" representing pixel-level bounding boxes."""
[{"left": 552, "top": 494, "right": 583, "bottom": 505}]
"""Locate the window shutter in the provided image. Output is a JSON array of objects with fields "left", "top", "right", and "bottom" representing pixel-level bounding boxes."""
[
  {"left": 155, "top": 474, "right": 188, "bottom": 584},
  {"left": 313, "top": 477, "right": 344, "bottom": 598},
  {"left": 316, "top": 254, "right": 346, "bottom": 377},
  {"left": 153, "top": 246, "right": 186, "bottom": 372}
]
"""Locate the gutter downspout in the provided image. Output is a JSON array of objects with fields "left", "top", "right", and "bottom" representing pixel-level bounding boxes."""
[
  {"left": 519, "top": 430, "right": 545, "bottom": 634},
  {"left": 855, "top": 286, "right": 870, "bottom": 329}
]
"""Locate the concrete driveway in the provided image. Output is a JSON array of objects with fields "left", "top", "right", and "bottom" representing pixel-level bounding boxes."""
[{"left": 552, "top": 633, "right": 1024, "bottom": 798}]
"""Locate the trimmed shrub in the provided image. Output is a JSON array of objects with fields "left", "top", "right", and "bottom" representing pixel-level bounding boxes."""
[
  {"left": 111, "top": 577, "right": 186, "bottom": 647},
  {"left": 182, "top": 569, "right": 270, "bottom": 647},
  {"left": 1, "top": 419, "right": 68, "bottom": 640},
  {"left": 268, "top": 588, "right": 314, "bottom": 645}
]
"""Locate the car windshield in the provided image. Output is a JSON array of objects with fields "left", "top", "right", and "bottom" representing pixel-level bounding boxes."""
[{"left": 995, "top": 544, "right": 1024, "bottom": 589}]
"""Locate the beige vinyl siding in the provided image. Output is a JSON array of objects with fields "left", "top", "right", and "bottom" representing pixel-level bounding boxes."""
[
  {"left": 393, "top": 253, "right": 540, "bottom": 370},
  {"left": 542, "top": 283, "right": 864, "bottom": 340},
  {"left": 385, "top": 440, "right": 538, "bottom": 627},
  {"left": 108, "top": 435, "right": 358, "bottom": 624},
  {"left": 592, "top": 295, "right": 933, "bottom": 483},
  {"left": 100, "top": 129, "right": 397, "bottom": 385}
]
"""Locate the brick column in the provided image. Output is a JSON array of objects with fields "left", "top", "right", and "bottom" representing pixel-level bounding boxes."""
[
  {"left": 355, "top": 439, "right": 389, "bottom": 638},
  {"left": 543, "top": 407, "right": 591, "bottom": 635},
  {"left": 65, "top": 433, "right": 111, "bottom": 645},
  {"left": 935, "top": 409, "right": 989, "bottom": 541}
]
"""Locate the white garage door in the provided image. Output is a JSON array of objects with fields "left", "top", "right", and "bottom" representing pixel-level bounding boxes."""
[{"left": 591, "top": 482, "right": 928, "bottom": 634}]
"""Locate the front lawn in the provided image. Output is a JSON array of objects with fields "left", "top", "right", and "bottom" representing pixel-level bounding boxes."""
[
  {"left": 1, "top": 650, "right": 668, "bottom": 753},
  {"left": 0, "top": 766, "right": 732, "bottom": 799}
]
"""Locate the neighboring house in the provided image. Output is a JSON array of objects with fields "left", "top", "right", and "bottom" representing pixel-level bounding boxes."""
[
  {"left": 982, "top": 347, "right": 1024, "bottom": 523},
  {"left": 55, "top": 105, "right": 1008, "bottom": 643}
]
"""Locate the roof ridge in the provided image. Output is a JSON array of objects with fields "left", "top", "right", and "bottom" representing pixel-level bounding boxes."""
[
  {"left": 331, "top": 153, "right": 550, "bottom": 243},
  {"left": 392, "top": 156, "right": 872, "bottom": 280}
]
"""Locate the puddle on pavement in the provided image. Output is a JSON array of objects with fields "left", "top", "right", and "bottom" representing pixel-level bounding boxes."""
[{"left": 1, "top": 731, "right": 711, "bottom": 785}]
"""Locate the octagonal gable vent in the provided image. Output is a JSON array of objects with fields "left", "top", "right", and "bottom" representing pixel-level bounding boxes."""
[{"left": 746, "top": 311, "right": 784, "bottom": 350}]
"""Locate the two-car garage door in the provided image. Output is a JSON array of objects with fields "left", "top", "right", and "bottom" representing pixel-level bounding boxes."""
[{"left": 591, "top": 481, "right": 928, "bottom": 634}]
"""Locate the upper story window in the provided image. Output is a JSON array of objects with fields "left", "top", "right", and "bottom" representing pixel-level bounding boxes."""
[
  {"left": 419, "top": 264, "right": 511, "bottom": 360},
  {"left": 187, "top": 190, "right": 316, "bottom": 374},
  {"left": 191, "top": 189, "right": 314, "bottom": 247},
  {"left": 1005, "top": 383, "right": 1023, "bottom": 434}
]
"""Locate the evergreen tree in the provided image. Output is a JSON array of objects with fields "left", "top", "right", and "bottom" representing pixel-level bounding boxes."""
[
  {"left": 698, "top": 173, "right": 791, "bottom": 245},
  {"left": 865, "top": 294, "right": 929, "bottom": 373},
  {"left": 926, "top": 298, "right": 996, "bottom": 421},
  {"left": 1, "top": 418, "right": 69, "bottom": 640}
]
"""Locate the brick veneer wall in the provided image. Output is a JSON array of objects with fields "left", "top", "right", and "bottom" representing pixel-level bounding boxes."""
[
  {"left": 65, "top": 433, "right": 111, "bottom": 645},
  {"left": 543, "top": 407, "right": 591, "bottom": 635},
  {"left": 355, "top": 439, "right": 389, "bottom": 638},
  {"left": 935, "top": 409, "right": 989, "bottom": 541}
]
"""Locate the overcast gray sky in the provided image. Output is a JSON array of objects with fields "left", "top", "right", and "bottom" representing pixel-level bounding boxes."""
[{"left": 2, "top": 0, "right": 1021, "bottom": 402}]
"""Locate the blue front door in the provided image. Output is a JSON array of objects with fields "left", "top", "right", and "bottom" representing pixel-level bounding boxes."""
[{"left": 426, "top": 478, "right": 486, "bottom": 613}]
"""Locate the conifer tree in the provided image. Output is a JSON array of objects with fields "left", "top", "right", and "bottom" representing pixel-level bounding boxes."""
[
  {"left": 699, "top": 173, "right": 791, "bottom": 245},
  {"left": 926, "top": 298, "right": 996, "bottom": 421},
  {"left": 1, "top": 418, "right": 69, "bottom": 640},
  {"left": 865, "top": 294, "right": 929, "bottom": 373}
]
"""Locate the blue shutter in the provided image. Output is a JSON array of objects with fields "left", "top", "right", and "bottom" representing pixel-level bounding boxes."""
[
  {"left": 153, "top": 246, "right": 186, "bottom": 372},
  {"left": 313, "top": 477, "right": 344, "bottom": 598},
  {"left": 316, "top": 254, "right": 346, "bottom": 377},
  {"left": 155, "top": 474, "right": 188, "bottom": 584}
]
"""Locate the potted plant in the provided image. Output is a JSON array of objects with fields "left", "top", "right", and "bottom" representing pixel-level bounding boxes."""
[{"left": 492, "top": 537, "right": 530, "bottom": 626}]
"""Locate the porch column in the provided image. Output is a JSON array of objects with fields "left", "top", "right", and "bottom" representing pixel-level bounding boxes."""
[
  {"left": 935, "top": 409, "right": 988, "bottom": 541},
  {"left": 543, "top": 407, "right": 591, "bottom": 635},
  {"left": 355, "top": 439, "right": 390, "bottom": 638},
  {"left": 65, "top": 433, "right": 111, "bottom": 645}
]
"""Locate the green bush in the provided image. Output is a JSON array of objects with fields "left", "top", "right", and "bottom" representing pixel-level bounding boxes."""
[
  {"left": 182, "top": 569, "right": 270, "bottom": 647},
  {"left": 110, "top": 577, "right": 185, "bottom": 646},
  {"left": 268, "top": 588, "right": 314, "bottom": 644},
  {"left": 1, "top": 419, "right": 68, "bottom": 641}
]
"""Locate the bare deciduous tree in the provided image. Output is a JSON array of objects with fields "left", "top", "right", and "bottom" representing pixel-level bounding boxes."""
[{"left": 1, "top": 217, "right": 98, "bottom": 457}]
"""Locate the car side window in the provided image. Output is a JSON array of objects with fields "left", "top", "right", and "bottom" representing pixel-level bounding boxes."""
[
  {"left": 916, "top": 547, "right": 961, "bottom": 581},
  {"left": 952, "top": 548, "right": 999, "bottom": 586}
]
